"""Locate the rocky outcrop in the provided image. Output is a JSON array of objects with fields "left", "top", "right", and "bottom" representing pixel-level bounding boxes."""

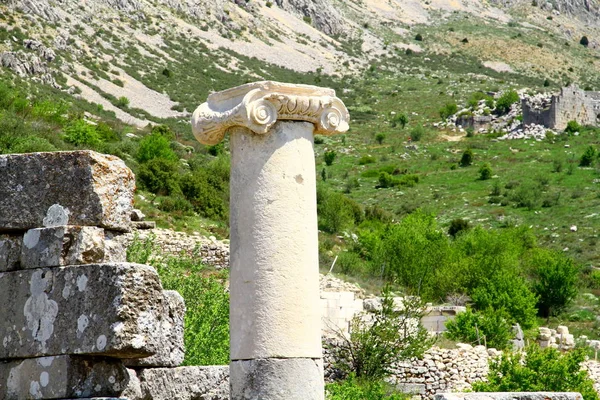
[{"left": 275, "top": 0, "right": 346, "bottom": 35}]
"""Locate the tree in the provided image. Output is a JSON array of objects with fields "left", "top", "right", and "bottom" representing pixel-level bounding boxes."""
[
  {"left": 527, "top": 249, "right": 578, "bottom": 318},
  {"left": 391, "top": 113, "right": 408, "bottom": 128},
  {"left": 580, "top": 36, "right": 589, "bottom": 47},
  {"left": 445, "top": 307, "right": 512, "bottom": 349},
  {"left": 375, "top": 133, "right": 386, "bottom": 145},
  {"left": 330, "top": 288, "right": 434, "bottom": 380},
  {"left": 479, "top": 163, "right": 493, "bottom": 180},
  {"left": 495, "top": 90, "right": 519, "bottom": 114},
  {"left": 473, "top": 346, "right": 599, "bottom": 400},
  {"left": 580, "top": 145, "right": 597, "bottom": 167}
]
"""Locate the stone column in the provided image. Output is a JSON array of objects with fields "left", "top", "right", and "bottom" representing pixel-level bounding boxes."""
[{"left": 191, "top": 81, "right": 349, "bottom": 400}]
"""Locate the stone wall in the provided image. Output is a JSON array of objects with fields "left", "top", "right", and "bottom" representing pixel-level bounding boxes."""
[{"left": 523, "top": 85, "right": 600, "bottom": 131}]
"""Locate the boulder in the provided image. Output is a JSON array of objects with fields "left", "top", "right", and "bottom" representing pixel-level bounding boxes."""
[
  {"left": 0, "top": 355, "right": 128, "bottom": 400},
  {"left": 0, "top": 151, "right": 134, "bottom": 232},
  {"left": 0, "top": 263, "right": 165, "bottom": 359},
  {"left": 20, "top": 226, "right": 105, "bottom": 269}
]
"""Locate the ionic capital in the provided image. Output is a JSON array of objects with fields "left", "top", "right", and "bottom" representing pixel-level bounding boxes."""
[{"left": 191, "top": 81, "right": 350, "bottom": 145}]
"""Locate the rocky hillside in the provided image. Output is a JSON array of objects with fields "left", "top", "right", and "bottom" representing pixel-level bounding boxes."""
[{"left": 1, "top": 0, "right": 599, "bottom": 130}]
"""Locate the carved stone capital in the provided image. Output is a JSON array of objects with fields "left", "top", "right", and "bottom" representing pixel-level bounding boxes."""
[{"left": 191, "top": 81, "right": 350, "bottom": 145}]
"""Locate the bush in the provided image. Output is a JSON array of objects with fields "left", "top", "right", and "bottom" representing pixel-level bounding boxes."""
[
  {"left": 580, "top": 145, "right": 597, "bottom": 167},
  {"left": 337, "top": 251, "right": 366, "bottom": 276},
  {"left": 137, "top": 158, "right": 181, "bottom": 195},
  {"left": 158, "top": 195, "right": 193, "bottom": 213},
  {"left": 460, "top": 149, "right": 474, "bottom": 167},
  {"left": 473, "top": 346, "right": 599, "bottom": 400},
  {"left": 527, "top": 249, "right": 579, "bottom": 318},
  {"left": 580, "top": 36, "right": 589, "bottom": 47},
  {"left": 410, "top": 125, "right": 424, "bottom": 141},
  {"left": 180, "top": 166, "right": 229, "bottom": 222},
  {"left": 378, "top": 172, "right": 395, "bottom": 188},
  {"left": 391, "top": 113, "right": 408, "bottom": 128},
  {"left": 359, "top": 155, "right": 377, "bottom": 165},
  {"left": 63, "top": 119, "right": 101, "bottom": 146},
  {"left": 162, "top": 68, "right": 172, "bottom": 78},
  {"left": 565, "top": 120, "right": 582, "bottom": 134},
  {"left": 445, "top": 307, "right": 512, "bottom": 349},
  {"left": 326, "top": 375, "right": 406, "bottom": 400},
  {"left": 414, "top": 33, "right": 423, "bottom": 41},
  {"left": 479, "top": 163, "right": 493, "bottom": 180},
  {"left": 324, "top": 150, "right": 336, "bottom": 166},
  {"left": 116, "top": 96, "right": 130, "bottom": 108},
  {"left": 439, "top": 103, "right": 458, "bottom": 120},
  {"left": 331, "top": 288, "right": 433, "bottom": 380},
  {"left": 495, "top": 90, "right": 519, "bottom": 114},
  {"left": 318, "top": 186, "right": 363, "bottom": 233},
  {"left": 136, "top": 132, "right": 178, "bottom": 163},
  {"left": 375, "top": 133, "right": 386, "bottom": 145},
  {"left": 448, "top": 218, "right": 470, "bottom": 238}
]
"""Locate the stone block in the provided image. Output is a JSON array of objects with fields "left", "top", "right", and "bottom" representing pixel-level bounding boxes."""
[
  {"left": 0, "top": 234, "right": 22, "bottom": 272},
  {"left": 0, "top": 151, "right": 134, "bottom": 232},
  {"left": 122, "top": 366, "right": 229, "bottom": 400},
  {"left": 395, "top": 383, "right": 426, "bottom": 395},
  {"left": 0, "top": 263, "right": 165, "bottom": 359},
  {"left": 20, "top": 226, "right": 105, "bottom": 269},
  {"left": 123, "top": 290, "right": 185, "bottom": 367},
  {"left": 0, "top": 355, "right": 128, "bottom": 400}
]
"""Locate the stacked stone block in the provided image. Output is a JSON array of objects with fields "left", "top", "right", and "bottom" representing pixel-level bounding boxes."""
[{"left": 0, "top": 151, "right": 190, "bottom": 400}]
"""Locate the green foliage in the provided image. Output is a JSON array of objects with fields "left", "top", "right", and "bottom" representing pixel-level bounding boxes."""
[
  {"left": 580, "top": 36, "right": 589, "bottom": 47},
  {"left": 527, "top": 249, "right": 579, "bottom": 318},
  {"left": 63, "top": 119, "right": 101, "bottom": 146},
  {"left": 479, "top": 163, "right": 493, "bottom": 180},
  {"left": 326, "top": 375, "right": 407, "bottom": 400},
  {"left": 162, "top": 68, "right": 172, "bottom": 78},
  {"left": 117, "top": 96, "right": 130, "bottom": 108},
  {"left": 439, "top": 102, "right": 458, "bottom": 119},
  {"left": 460, "top": 149, "right": 474, "bottom": 167},
  {"left": 359, "top": 155, "right": 377, "bottom": 165},
  {"left": 391, "top": 113, "right": 408, "bottom": 128},
  {"left": 495, "top": 90, "right": 519, "bottom": 114},
  {"left": 473, "top": 346, "right": 599, "bottom": 400},
  {"left": 318, "top": 185, "right": 363, "bottom": 233},
  {"left": 330, "top": 288, "right": 434, "bottom": 380},
  {"left": 375, "top": 133, "right": 386, "bottom": 145},
  {"left": 580, "top": 145, "right": 597, "bottom": 167},
  {"left": 414, "top": 33, "right": 423, "bottom": 41},
  {"left": 566, "top": 120, "right": 582, "bottom": 134},
  {"left": 324, "top": 150, "right": 337, "bottom": 166},
  {"left": 136, "top": 132, "right": 178, "bottom": 163},
  {"left": 180, "top": 157, "right": 230, "bottom": 222},
  {"left": 445, "top": 308, "right": 512, "bottom": 349},
  {"left": 410, "top": 125, "right": 425, "bottom": 142},
  {"left": 448, "top": 218, "right": 470, "bottom": 238},
  {"left": 137, "top": 158, "right": 181, "bottom": 195}
]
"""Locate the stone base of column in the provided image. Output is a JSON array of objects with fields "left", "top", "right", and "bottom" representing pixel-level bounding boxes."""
[{"left": 230, "top": 358, "right": 324, "bottom": 400}]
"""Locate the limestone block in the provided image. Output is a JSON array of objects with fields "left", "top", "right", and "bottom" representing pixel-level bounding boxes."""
[
  {"left": 20, "top": 226, "right": 105, "bottom": 269},
  {"left": 123, "top": 366, "right": 229, "bottom": 400},
  {"left": 230, "top": 358, "right": 324, "bottom": 400},
  {"left": 0, "top": 151, "right": 134, "bottom": 232},
  {"left": 123, "top": 290, "right": 185, "bottom": 367},
  {"left": 0, "top": 355, "right": 128, "bottom": 400},
  {"left": 557, "top": 325, "right": 569, "bottom": 335},
  {"left": 0, "top": 263, "right": 165, "bottom": 359},
  {"left": 0, "top": 234, "right": 22, "bottom": 272},
  {"left": 538, "top": 327, "right": 552, "bottom": 341}
]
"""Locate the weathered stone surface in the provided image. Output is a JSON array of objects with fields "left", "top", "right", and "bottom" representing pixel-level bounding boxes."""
[
  {"left": 122, "top": 366, "right": 229, "bottom": 400},
  {"left": 124, "top": 290, "right": 185, "bottom": 367},
  {"left": 0, "top": 234, "right": 22, "bottom": 272},
  {"left": 230, "top": 358, "right": 324, "bottom": 400},
  {"left": 20, "top": 226, "right": 105, "bottom": 269},
  {"left": 0, "top": 151, "right": 134, "bottom": 232},
  {"left": 0, "top": 355, "right": 128, "bottom": 400},
  {"left": 434, "top": 393, "right": 583, "bottom": 400},
  {"left": 0, "top": 263, "right": 165, "bottom": 359}
]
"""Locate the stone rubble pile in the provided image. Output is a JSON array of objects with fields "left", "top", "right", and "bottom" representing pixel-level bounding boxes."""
[
  {"left": 0, "top": 151, "right": 228, "bottom": 400},
  {"left": 498, "top": 123, "right": 554, "bottom": 141},
  {"left": 537, "top": 326, "right": 576, "bottom": 350}
]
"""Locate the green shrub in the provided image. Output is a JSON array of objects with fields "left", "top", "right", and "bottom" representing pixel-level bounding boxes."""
[
  {"left": 414, "top": 33, "right": 423, "bottom": 41},
  {"left": 448, "top": 218, "right": 470, "bottom": 238},
  {"left": 410, "top": 125, "right": 425, "bottom": 141},
  {"left": 580, "top": 145, "right": 597, "bottom": 167},
  {"left": 473, "top": 346, "right": 598, "bottom": 400},
  {"left": 495, "top": 90, "right": 519, "bottom": 114},
  {"left": 378, "top": 172, "right": 395, "bottom": 188},
  {"left": 439, "top": 103, "right": 458, "bottom": 120},
  {"left": 390, "top": 113, "right": 408, "bottom": 128},
  {"left": 137, "top": 158, "right": 181, "bottom": 195},
  {"left": 527, "top": 249, "right": 578, "bottom": 318},
  {"left": 337, "top": 251, "right": 366, "bottom": 276},
  {"left": 157, "top": 195, "right": 193, "bottom": 213},
  {"left": 359, "top": 155, "right": 377, "bottom": 165},
  {"left": 317, "top": 186, "right": 363, "bottom": 233},
  {"left": 136, "top": 132, "right": 178, "bottom": 163},
  {"left": 9, "top": 136, "right": 56, "bottom": 153},
  {"left": 116, "top": 96, "right": 130, "bottom": 108},
  {"left": 331, "top": 288, "right": 433, "bottom": 380},
  {"left": 460, "top": 149, "right": 474, "bottom": 167},
  {"left": 510, "top": 183, "right": 542, "bottom": 210},
  {"left": 326, "top": 375, "right": 407, "bottom": 400},
  {"left": 445, "top": 308, "right": 512, "bottom": 349},
  {"left": 63, "top": 119, "right": 101, "bottom": 146},
  {"left": 375, "top": 133, "right": 386, "bottom": 145},
  {"left": 324, "top": 150, "right": 336, "bottom": 166},
  {"left": 565, "top": 120, "right": 582, "bottom": 134},
  {"left": 479, "top": 163, "right": 493, "bottom": 180},
  {"left": 180, "top": 169, "right": 229, "bottom": 222},
  {"left": 580, "top": 36, "right": 589, "bottom": 47}
]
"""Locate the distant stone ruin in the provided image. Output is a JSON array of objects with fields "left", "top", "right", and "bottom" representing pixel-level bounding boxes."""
[{"left": 522, "top": 84, "right": 600, "bottom": 131}]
